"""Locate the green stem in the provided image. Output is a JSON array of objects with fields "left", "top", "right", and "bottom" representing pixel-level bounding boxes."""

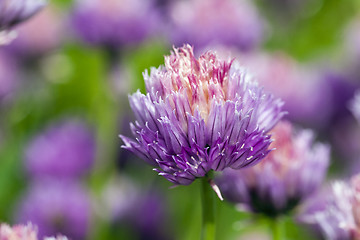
[
  {"left": 200, "top": 175, "right": 216, "bottom": 240},
  {"left": 271, "top": 217, "right": 284, "bottom": 240}
]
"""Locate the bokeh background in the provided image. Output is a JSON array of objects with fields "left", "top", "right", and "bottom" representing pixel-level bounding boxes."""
[{"left": 1, "top": 0, "right": 360, "bottom": 239}]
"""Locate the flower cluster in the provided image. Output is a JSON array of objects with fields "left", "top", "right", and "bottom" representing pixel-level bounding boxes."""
[
  {"left": 121, "top": 45, "right": 285, "bottom": 185},
  {"left": 217, "top": 121, "right": 330, "bottom": 216}
]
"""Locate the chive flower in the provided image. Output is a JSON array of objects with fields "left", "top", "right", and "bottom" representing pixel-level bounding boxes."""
[
  {"left": 300, "top": 174, "right": 360, "bottom": 240},
  {"left": 121, "top": 45, "right": 285, "bottom": 185},
  {"left": 217, "top": 121, "right": 330, "bottom": 216}
]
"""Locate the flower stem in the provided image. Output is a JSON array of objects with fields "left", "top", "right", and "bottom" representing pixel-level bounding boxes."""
[
  {"left": 201, "top": 175, "right": 216, "bottom": 240},
  {"left": 271, "top": 216, "right": 284, "bottom": 240}
]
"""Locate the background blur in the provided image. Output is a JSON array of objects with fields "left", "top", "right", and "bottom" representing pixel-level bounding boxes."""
[{"left": 1, "top": 0, "right": 360, "bottom": 239}]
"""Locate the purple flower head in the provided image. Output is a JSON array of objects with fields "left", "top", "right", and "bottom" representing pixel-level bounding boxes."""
[
  {"left": 17, "top": 180, "right": 90, "bottom": 240},
  {"left": 168, "top": 0, "right": 264, "bottom": 51},
  {"left": 0, "top": 0, "right": 47, "bottom": 30},
  {"left": 120, "top": 45, "right": 285, "bottom": 185},
  {"left": 217, "top": 121, "right": 330, "bottom": 216},
  {"left": 299, "top": 174, "right": 360, "bottom": 240},
  {"left": 0, "top": 222, "right": 68, "bottom": 240},
  {"left": 25, "top": 119, "right": 96, "bottom": 179},
  {"left": 71, "top": 0, "right": 161, "bottom": 48}
]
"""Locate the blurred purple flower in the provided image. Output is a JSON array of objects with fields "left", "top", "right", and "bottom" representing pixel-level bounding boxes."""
[
  {"left": 0, "top": 222, "right": 68, "bottom": 240},
  {"left": 71, "top": 0, "right": 161, "bottom": 48},
  {"left": 168, "top": 0, "right": 264, "bottom": 51},
  {"left": 120, "top": 45, "right": 285, "bottom": 185},
  {"left": 17, "top": 180, "right": 90, "bottom": 240},
  {"left": 299, "top": 174, "right": 360, "bottom": 240},
  {"left": 25, "top": 119, "right": 96, "bottom": 179},
  {"left": 217, "top": 121, "right": 330, "bottom": 216},
  {"left": 4, "top": 6, "right": 64, "bottom": 58},
  {"left": 0, "top": 0, "right": 46, "bottom": 30},
  {"left": 235, "top": 51, "right": 333, "bottom": 129}
]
